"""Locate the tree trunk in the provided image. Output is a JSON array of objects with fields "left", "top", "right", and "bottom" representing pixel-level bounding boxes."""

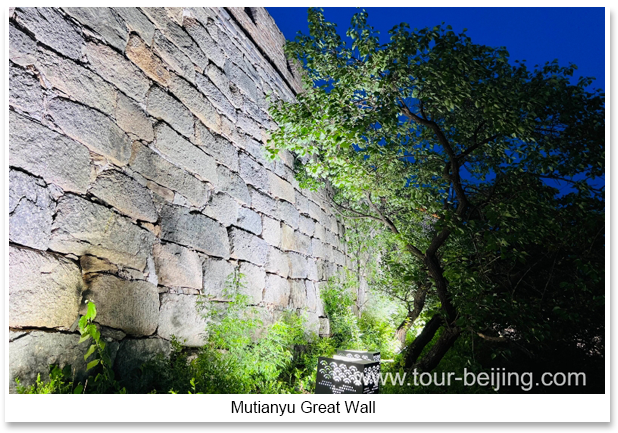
[
  {"left": 415, "top": 326, "right": 461, "bottom": 372},
  {"left": 395, "top": 284, "right": 429, "bottom": 350},
  {"left": 404, "top": 314, "right": 443, "bottom": 368}
]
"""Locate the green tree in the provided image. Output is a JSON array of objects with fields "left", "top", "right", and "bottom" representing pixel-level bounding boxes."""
[{"left": 268, "top": 8, "right": 604, "bottom": 375}]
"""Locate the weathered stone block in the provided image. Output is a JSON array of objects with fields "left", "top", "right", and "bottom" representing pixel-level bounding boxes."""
[
  {"left": 229, "top": 227, "right": 268, "bottom": 266},
  {"left": 216, "top": 165, "right": 250, "bottom": 205},
  {"left": 313, "top": 223, "right": 326, "bottom": 241},
  {"left": 89, "top": 170, "right": 158, "bottom": 222},
  {"left": 288, "top": 252, "right": 309, "bottom": 279},
  {"left": 9, "top": 245, "right": 83, "bottom": 329},
  {"left": 113, "top": 7, "right": 155, "bottom": 45},
  {"left": 15, "top": 7, "right": 84, "bottom": 61},
  {"left": 153, "top": 242, "right": 202, "bottom": 290},
  {"left": 266, "top": 245, "right": 291, "bottom": 277},
  {"left": 48, "top": 97, "right": 132, "bottom": 167},
  {"left": 85, "top": 42, "right": 150, "bottom": 103},
  {"left": 263, "top": 274, "right": 290, "bottom": 307},
  {"left": 306, "top": 280, "right": 318, "bottom": 312},
  {"left": 82, "top": 274, "right": 159, "bottom": 336},
  {"left": 236, "top": 207, "right": 262, "bottom": 235},
  {"left": 203, "top": 192, "right": 238, "bottom": 227},
  {"left": 184, "top": 18, "right": 226, "bottom": 69},
  {"left": 148, "top": 86, "right": 194, "bottom": 138},
  {"left": 63, "top": 7, "right": 128, "bottom": 53},
  {"left": 153, "top": 30, "right": 195, "bottom": 82},
  {"left": 195, "top": 72, "right": 237, "bottom": 122},
  {"left": 9, "top": 64, "right": 43, "bottom": 119},
  {"left": 9, "top": 170, "right": 55, "bottom": 250},
  {"left": 158, "top": 294, "right": 208, "bottom": 346},
  {"left": 262, "top": 216, "right": 281, "bottom": 247},
  {"left": 50, "top": 194, "right": 156, "bottom": 270},
  {"left": 289, "top": 279, "right": 307, "bottom": 309},
  {"left": 160, "top": 204, "right": 230, "bottom": 259},
  {"left": 249, "top": 186, "right": 277, "bottom": 218},
  {"left": 202, "top": 257, "right": 235, "bottom": 300},
  {"left": 129, "top": 142, "right": 210, "bottom": 208},
  {"left": 281, "top": 224, "right": 297, "bottom": 252},
  {"left": 239, "top": 261, "right": 266, "bottom": 304},
  {"left": 307, "top": 257, "right": 319, "bottom": 281},
  {"left": 299, "top": 215, "right": 316, "bottom": 237},
  {"left": 115, "top": 93, "right": 154, "bottom": 141},
  {"left": 224, "top": 60, "right": 258, "bottom": 102},
  {"left": 297, "top": 232, "right": 312, "bottom": 256},
  {"left": 312, "top": 238, "right": 325, "bottom": 258},
  {"left": 9, "top": 111, "right": 91, "bottom": 194},
  {"left": 9, "top": 23, "right": 37, "bottom": 67},
  {"left": 269, "top": 172, "right": 296, "bottom": 204},
  {"left": 277, "top": 200, "right": 299, "bottom": 229},
  {"left": 195, "top": 121, "right": 239, "bottom": 172},
  {"left": 80, "top": 255, "right": 118, "bottom": 274},
  {"left": 239, "top": 153, "right": 269, "bottom": 192},
  {"left": 126, "top": 34, "right": 171, "bottom": 87},
  {"left": 205, "top": 62, "right": 242, "bottom": 108},
  {"left": 169, "top": 74, "right": 222, "bottom": 135},
  {"left": 236, "top": 112, "right": 264, "bottom": 142},
  {"left": 153, "top": 123, "right": 218, "bottom": 184}
]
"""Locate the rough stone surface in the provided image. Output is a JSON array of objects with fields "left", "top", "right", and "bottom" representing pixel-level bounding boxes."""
[
  {"left": 129, "top": 142, "right": 210, "bottom": 208},
  {"left": 85, "top": 42, "right": 150, "bottom": 103},
  {"left": 9, "top": 111, "right": 91, "bottom": 194},
  {"left": 148, "top": 86, "right": 194, "bottom": 138},
  {"left": 153, "top": 30, "right": 195, "bottom": 82},
  {"left": 202, "top": 257, "right": 235, "bottom": 300},
  {"left": 63, "top": 7, "right": 128, "bottom": 53},
  {"left": 9, "top": 64, "right": 43, "bottom": 119},
  {"left": 89, "top": 170, "right": 158, "bottom": 222},
  {"left": 160, "top": 204, "right": 230, "bottom": 258},
  {"left": 269, "top": 172, "right": 296, "bottom": 204},
  {"left": 126, "top": 34, "right": 171, "bottom": 86},
  {"left": 82, "top": 274, "right": 159, "bottom": 336},
  {"left": 263, "top": 274, "right": 290, "bottom": 307},
  {"left": 289, "top": 280, "right": 307, "bottom": 309},
  {"left": 114, "top": 338, "right": 171, "bottom": 382},
  {"left": 9, "top": 170, "right": 55, "bottom": 250},
  {"left": 169, "top": 74, "right": 222, "bottom": 134},
  {"left": 288, "top": 252, "right": 309, "bottom": 279},
  {"left": 266, "top": 247, "right": 290, "bottom": 278},
  {"left": 239, "top": 261, "right": 266, "bottom": 305},
  {"left": 239, "top": 153, "right": 269, "bottom": 192},
  {"left": 203, "top": 192, "right": 238, "bottom": 227},
  {"left": 48, "top": 97, "right": 132, "bottom": 167},
  {"left": 216, "top": 165, "right": 250, "bottom": 205},
  {"left": 15, "top": 7, "right": 84, "bottom": 61},
  {"left": 115, "top": 93, "right": 154, "bottom": 141},
  {"left": 262, "top": 216, "right": 281, "bottom": 247},
  {"left": 153, "top": 123, "right": 218, "bottom": 184},
  {"left": 195, "top": 72, "right": 237, "bottom": 122},
  {"left": 9, "top": 246, "right": 83, "bottom": 329},
  {"left": 113, "top": 7, "right": 155, "bottom": 45},
  {"left": 249, "top": 186, "right": 277, "bottom": 217},
  {"left": 9, "top": 23, "right": 37, "bottom": 67},
  {"left": 278, "top": 200, "right": 300, "bottom": 230},
  {"left": 281, "top": 224, "right": 297, "bottom": 252},
  {"left": 229, "top": 227, "right": 268, "bottom": 266},
  {"left": 158, "top": 294, "right": 208, "bottom": 346},
  {"left": 50, "top": 194, "right": 156, "bottom": 270},
  {"left": 236, "top": 207, "right": 262, "bottom": 235},
  {"left": 153, "top": 242, "right": 203, "bottom": 290},
  {"left": 195, "top": 119, "right": 239, "bottom": 172}
]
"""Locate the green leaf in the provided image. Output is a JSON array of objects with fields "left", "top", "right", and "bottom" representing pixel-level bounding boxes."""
[
  {"left": 78, "top": 334, "right": 91, "bottom": 344},
  {"left": 86, "top": 359, "right": 100, "bottom": 371},
  {"left": 73, "top": 383, "right": 84, "bottom": 394},
  {"left": 84, "top": 344, "right": 96, "bottom": 361}
]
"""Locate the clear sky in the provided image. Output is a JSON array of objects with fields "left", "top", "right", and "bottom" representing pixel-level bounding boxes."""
[{"left": 266, "top": 7, "right": 605, "bottom": 92}]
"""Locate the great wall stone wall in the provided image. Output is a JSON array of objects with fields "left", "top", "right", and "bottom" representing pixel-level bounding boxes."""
[{"left": 8, "top": 7, "right": 351, "bottom": 391}]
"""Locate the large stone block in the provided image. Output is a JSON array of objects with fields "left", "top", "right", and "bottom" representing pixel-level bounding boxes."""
[
  {"left": 9, "top": 64, "right": 43, "bottom": 119},
  {"left": 203, "top": 192, "right": 238, "bottom": 227},
  {"left": 63, "top": 7, "right": 128, "bottom": 53},
  {"left": 288, "top": 252, "right": 309, "bottom": 279},
  {"left": 169, "top": 74, "right": 222, "bottom": 135},
  {"left": 89, "top": 170, "right": 158, "bottom": 223},
  {"left": 266, "top": 247, "right": 290, "bottom": 278},
  {"left": 277, "top": 200, "right": 299, "bottom": 229},
  {"left": 281, "top": 224, "right": 297, "bottom": 252},
  {"left": 115, "top": 93, "right": 154, "bottom": 142},
  {"left": 158, "top": 294, "right": 208, "bottom": 346},
  {"left": 224, "top": 60, "right": 258, "bottom": 102},
  {"left": 216, "top": 165, "right": 250, "bottom": 205},
  {"left": 205, "top": 62, "right": 241, "bottom": 108},
  {"left": 195, "top": 121, "right": 239, "bottom": 172},
  {"left": 9, "top": 170, "right": 55, "bottom": 250},
  {"left": 305, "top": 280, "right": 318, "bottom": 312},
  {"left": 239, "top": 261, "right": 266, "bottom": 304},
  {"left": 9, "top": 111, "right": 91, "bottom": 194},
  {"left": 50, "top": 194, "right": 156, "bottom": 271},
  {"left": 126, "top": 34, "right": 171, "bottom": 87},
  {"left": 153, "top": 242, "right": 202, "bottom": 290},
  {"left": 148, "top": 86, "right": 194, "bottom": 138},
  {"left": 48, "top": 97, "right": 132, "bottom": 167},
  {"left": 202, "top": 257, "right": 235, "bottom": 300},
  {"left": 289, "top": 279, "right": 307, "bottom": 309},
  {"left": 269, "top": 172, "right": 296, "bottom": 204},
  {"left": 9, "top": 245, "right": 83, "bottom": 329},
  {"left": 113, "top": 7, "right": 155, "bottom": 45},
  {"left": 261, "top": 216, "right": 281, "bottom": 247},
  {"left": 36, "top": 46, "right": 116, "bottom": 116},
  {"left": 184, "top": 17, "right": 226, "bottom": 69},
  {"left": 299, "top": 215, "right": 316, "bottom": 237},
  {"left": 129, "top": 142, "right": 210, "bottom": 208},
  {"left": 9, "top": 23, "right": 37, "bottom": 67},
  {"left": 82, "top": 274, "right": 159, "bottom": 336},
  {"left": 153, "top": 123, "right": 218, "bottom": 184},
  {"left": 236, "top": 207, "right": 262, "bottom": 235},
  {"left": 195, "top": 72, "right": 237, "bottom": 122},
  {"left": 249, "top": 186, "right": 277, "bottom": 218},
  {"left": 85, "top": 42, "right": 150, "bottom": 103},
  {"left": 15, "top": 7, "right": 84, "bottom": 61},
  {"left": 239, "top": 153, "right": 269, "bottom": 192},
  {"left": 160, "top": 204, "right": 230, "bottom": 258},
  {"left": 263, "top": 274, "right": 290, "bottom": 308},
  {"left": 229, "top": 227, "right": 268, "bottom": 266}
]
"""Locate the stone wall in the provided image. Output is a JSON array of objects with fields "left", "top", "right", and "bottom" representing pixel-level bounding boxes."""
[{"left": 8, "top": 7, "right": 349, "bottom": 391}]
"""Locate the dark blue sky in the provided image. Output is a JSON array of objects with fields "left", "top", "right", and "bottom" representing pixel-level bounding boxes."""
[{"left": 266, "top": 7, "right": 605, "bottom": 91}]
